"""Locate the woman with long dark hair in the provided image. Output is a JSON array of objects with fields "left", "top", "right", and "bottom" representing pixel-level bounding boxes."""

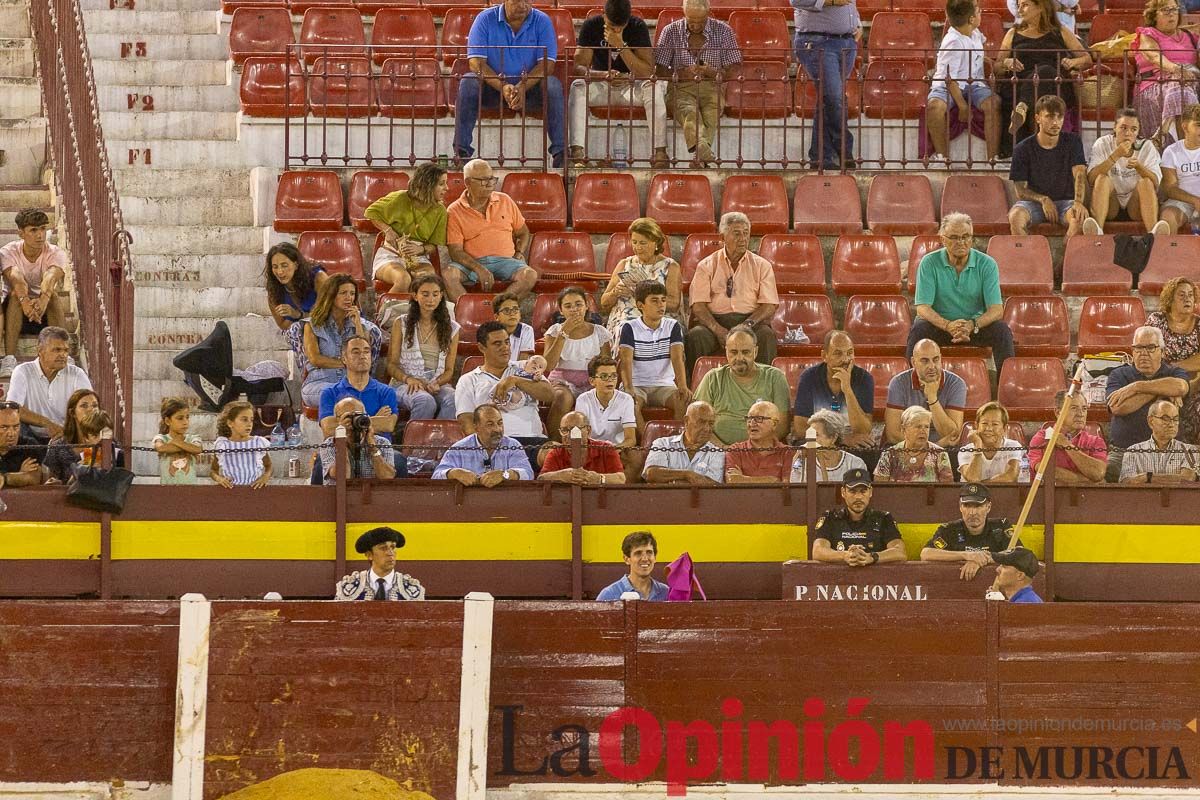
[
  {"left": 263, "top": 241, "right": 328, "bottom": 331},
  {"left": 387, "top": 273, "right": 459, "bottom": 420},
  {"left": 366, "top": 163, "right": 450, "bottom": 295},
  {"left": 44, "top": 390, "right": 125, "bottom": 482},
  {"left": 301, "top": 274, "right": 382, "bottom": 407}
]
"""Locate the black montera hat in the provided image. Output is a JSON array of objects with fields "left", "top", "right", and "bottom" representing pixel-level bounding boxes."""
[{"left": 355, "top": 526, "right": 405, "bottom": 554}]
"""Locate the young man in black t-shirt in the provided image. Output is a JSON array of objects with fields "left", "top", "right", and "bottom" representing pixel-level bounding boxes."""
[
  {"left": 568, "top": 0, "right": 670, "bottom": 167},
  {"left": 1007, "top": 94, "right": 1089, "bottom": 240}
]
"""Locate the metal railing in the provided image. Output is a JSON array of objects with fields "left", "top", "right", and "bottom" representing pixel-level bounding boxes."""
[{"left": 28, "top": 0, "right": 134, "bottom": 444}]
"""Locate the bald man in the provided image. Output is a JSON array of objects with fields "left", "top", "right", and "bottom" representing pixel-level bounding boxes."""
[
  {"left": 725, "top": 400, "right": 791, "bottom": 483},
  {"left": 884, "top": 338, "right": 966, "bottom": 445},
  {"left": 539, "top": 410, "right": 627, "bottom": 484}
]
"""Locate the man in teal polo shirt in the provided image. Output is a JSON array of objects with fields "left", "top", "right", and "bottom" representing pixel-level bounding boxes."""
[{"left": 907, "top": 212, "right": 1014, "bottom": 374}]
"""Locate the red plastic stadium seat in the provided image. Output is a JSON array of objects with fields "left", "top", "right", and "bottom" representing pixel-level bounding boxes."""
[
  {"left": 348, "top": 171, "right": 409, "bottom": 232},
  {"left": 298, "top": 7, "right": 367, "bottom": 64},
  {"left": 371, "top": 8, "right": 438, "bottom": 64},
  {"left": 229, "top": 7, "right": 294, "bottom": 65},
  {"left": 444, "top": 172, "right": 467, "bottom": 205},
  {"left": 571, "top": 173, "right": 640, "bottom": 233},
  {"left": 985, "top": 236, "right": 1054, "bottom": 296},
  {"left": 757, "top": 234, "right": 824, "bottom": 294},
  {"left": 646, "top": 174, "right": 716, "bottom": 233},
  {"left": 940, "top": 175, "right": 1011, "bottom": 235},
  {"left": 1003, "top": 296, "right": 1071, "bottom": 358},
  {"left": 290, "top": 0, "right": 353, "bottom": 13},
  {"left": 644, "top": 420, "right": 685, "bottom": 448},
  {"left": 855, "top": 355, "right": 909, "bottom": 419},
  {"left": 771, "top": 295, "right": 834, "bottom": 356},
  {"left": 298, "top": 231, "right": 365, "bottom": 289},
  {"left": 402, "top": 420, "right": 464, "bottom": 467},
  {"left": 691, "top": 356, "right": 724, "bottom": 390},
  {"left": 720, "top": 175, "right": 788, "bottom": 233},
  {"left": 771, "top": 356, "right": 823, "bottom": 397},
  {"left": 680, "top": 233, "right": 725, "bottom": 286},
  {"left": 724, "top": 61, "right": 792, "bottom": 119},
  {"left": 440, "top": 8, "right": 475, "bottom": 65},
  {"left": 1140, "top": 235, "right": 1200, "bottom": 295},
  {"left": 532, "top": 292, "right": 600, "bottom": 337},
  {"left": 729, "top": 11, "right": 791, "bottom": 61},
  {"left": 501, "top": 173, "right": 568, "bottom": 232},
  {"left": 843, "top": 294, "right": 912, "bottom": 355},
  {"left": 527, "top": 231, "right": 599, "bottom": 285},
  {"left": 309, "top": 56, "right": 373, "bottom": 117},
  {"left": 1061, "top": 236, "right": 1131, "bottom": 295},
  {"left": 830, "top": 235, "right": 903, "bottom": 295},
  {"left": 1077, "top": 296, "right": 1147, "bottom": 355},
  {"left": 867, "top": 12, "right": 934, "bottom": 64},
  {"left": 454, "top": 294, "right": 497, "bottom": 346},
  {"left": 1088, "top": 13, "right": 1141, "bottom": 64},
  {"left": 792, "top": 175, "right": 862, "bottom": 235},
  {"left": 604, "top": 233, "right": 673, "bottom": 275},
  {"left": 960, "top": 420, "right": 1028, "bottom": 447},
  {"left": 377, "top": 57, "right": 448, "bottom": 118},
  {"left": 654, "top": 10, "right": 685, "bottom": 45},
  {"left": 906, "top": 234, "right": 943, "bottom": 295},
  {"left": 977, "top": 12, "right": 1005, "bottom": 59},
  {"left": 862, "top": 60, "right": 928, "bottom": 119},
  {"left": 545, "top": 8, "right": 578, "bottom": 57},
  {"left": 998, "top": 357, "right": 1068, "bottom": 421},
  {"left": 942, "top": 356, "right": 991, "bottom": 412},
  {"left": 866, "top": 175, "right": 937, "bottom": 235},
  {"left": 794, "top": 66, "right": 861, "bottom": 119},
  {"left": 274, "top": 171, "right": 344, "bottom": 232},
  {"left": 239, "top": 56, "right": 306, "bottom": 117},
  {"left": 223, "top": 0, "right": 285, "bottom": 13}
]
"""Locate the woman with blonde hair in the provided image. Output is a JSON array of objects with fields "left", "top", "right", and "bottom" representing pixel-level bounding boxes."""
[
  {"left": 600, "top": 217, "right": 681, "bottom": 339},
  {"left": 1147, "top": 276, "right": 1200, "bottom": 442}
]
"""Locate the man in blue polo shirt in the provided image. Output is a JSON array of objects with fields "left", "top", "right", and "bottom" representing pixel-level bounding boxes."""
[
  {"left": 595, "top": 530, "right": 670, "bottom": 601},
  {"left": 318, "top": 336, "right": 398, "bottom": 440},
  {"left": 454, "top": 0, "right": 566, "bottom": 168},
  {"left": 907, "top": 212, "right": 1014, "bottom": 375}
]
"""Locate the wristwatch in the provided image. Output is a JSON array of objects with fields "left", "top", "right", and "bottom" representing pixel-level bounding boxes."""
[
  {"left": 972, "top": 319, "right": 980, "bottom": 335},
  {"left": 502, "top": 469, "right": 513, "bottom": 481},
  {"left": 871, "top": 552, "right": 880, "bottom": 564}
]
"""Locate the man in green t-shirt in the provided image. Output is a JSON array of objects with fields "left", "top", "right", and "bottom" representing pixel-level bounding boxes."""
[{"left": 694, "top": 325, "right": 791, "bottom": 445}]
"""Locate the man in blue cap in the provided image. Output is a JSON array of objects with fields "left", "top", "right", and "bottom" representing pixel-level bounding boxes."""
[{"left": 335, "top": 526, "right": 425, "bottom": 601}]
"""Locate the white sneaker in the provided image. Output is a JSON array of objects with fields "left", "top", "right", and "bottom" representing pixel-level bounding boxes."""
[
  {"left": 0, "top": 355, "right": 16, "bottom": 378},
  {"left": 1082, "top": 217, "right": 1103, "bottom": 236},
  {"left": 1152, "top": 219, "right": 1172, "bottom": 236},
  {"left": 928, "top": 154, "right": 948, "bottom": 168}
]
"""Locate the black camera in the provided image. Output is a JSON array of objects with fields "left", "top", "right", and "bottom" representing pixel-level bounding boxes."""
[{"left": 348, "top": 412, "right": 372, "bottom": 434}]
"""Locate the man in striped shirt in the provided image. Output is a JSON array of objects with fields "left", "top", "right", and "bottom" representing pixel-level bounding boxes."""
[
  {"left": 1120, "top": 400, "right": 1199, "bottom": 483},
  {"left": 618, "top": 281, "right": 689, "bottom": 427}
]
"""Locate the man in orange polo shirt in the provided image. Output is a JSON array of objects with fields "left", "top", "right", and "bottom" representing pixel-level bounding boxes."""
[
  {"left": 685, "top": 211, "right": 779, "bottom": 375},
  {"left": 539, "top": 411, "right": 627, "bottom": 484},
  {"left": 725, "top": 400, "right": 791, "bottom": 483},
  {"left": 444, "top": 158, "right": 539, "bottom": 302}
]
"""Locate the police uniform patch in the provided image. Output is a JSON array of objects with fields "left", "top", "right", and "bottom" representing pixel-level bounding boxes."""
[
  {"left": 836, "top": 542, "right": 845, "bottom": 551},
  {"left": 815, "top": 516, "right": 825, "bottom": 530},
  {"left": 934, "top": 538, "right": 947, "bottom": 549}
]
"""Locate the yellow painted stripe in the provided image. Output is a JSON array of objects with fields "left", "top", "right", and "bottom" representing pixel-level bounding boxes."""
[
  {"left": 899, "top": 524, "right": 1045, "bottom": 561},
  {"left": 1056, "top": 524, "right": 1200, "bottom": 564},
  {"left": 0, "top": 522, "right": 100, "bottom": 559},
  {"left": 347, "top": 522, "right": 571, "bottom": 560},
  {"left": 111, "top": 521, "right": 336, "bottom": 560},
  {"left": 583, "top": 524, "right": 806, "bottom": 563}
]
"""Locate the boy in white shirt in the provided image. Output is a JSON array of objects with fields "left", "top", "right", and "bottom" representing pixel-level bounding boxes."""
[
  {"left": 1158, "top": 104, "right": 1200, "bottom": 233},
  {"left": 1083, "top": 108, "right": 1168, "bottom": 236},
  {"left": 926, "top": 0, "right": 1000, "bottom": 164},
  {"left": 618, "top": 281, "right": 689, "bottom": 430}
]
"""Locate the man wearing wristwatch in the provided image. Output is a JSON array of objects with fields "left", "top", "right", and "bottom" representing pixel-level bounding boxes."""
[
  {"left": 811, "top": 468, "right": 906, "bottom": 567},
  {"left": 906, "top": 212, "right": 1014, "bottom": 377},
  {"left": 433, "top": 403, "right": 534, "bottom": 486},
  {"left": 884, "top": 339, "right": 966, "bottom": 446},
  {"left": 318, "top": 398, "right": 397, "bottom": 484}
]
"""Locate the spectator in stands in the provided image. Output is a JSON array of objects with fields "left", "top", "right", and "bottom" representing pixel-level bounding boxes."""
[
  {"left": 996, "top": 3, "right": 1090, "bottom": 144},
  {"left": 1146, "top": 277, "right": 1200, "bottom": 444},
  {"left": 601, "top": 217, "right": 681, "bottom": 340},
  {"left": 694, "top": 325, "right": 790, "bottom": 445},
  {"left": 1006, "top": 0, "right": 1077, "bottom": 33},
  {"left": 444, "top": 159, "right": 538, "bottom": 302},
  {"left": 885, "top": 339, "right": 965, "bottom": 446},
  {"left": 1084, "top": 109, "right": 1169, "bottom": 235},
  {"left": 791, "top": 330, "right": 874, "bottom": 448},
  {"left": 724, "top": 400, "right": 791, "bottom": 483},
  {"left": 301, "top": 275, "right": 381, "bottom": 408},
  {"left": 545, "top": 287, "right": 614, "bottom": 439},
  {"left": 959, "top": 401, "right": 1024, "bottom": 483},
  {"left": 875, "top": 405, "right": 955, "bottom": 483},
  {"left": 0, "top": 401, "right": 45, "bottom": 487},
  {"left": 1008, "top": 95, "right": 1089, "bottom": 239},
  {"left": 1027, "top": 390, "right": 1107, "bottom": 483},
  {"left": 921, "top": 483, "right": 1020, "bottom": 580},
  {"left": 491, "top": 292, "right": 536, "bottom": 360},
  {"left": 569, "top": 0, "right": 670, "bottom": 168},
  {"left": 1106, "top": 325, "right": 1190, "bottom": 478},
  {"left": 0, "top": 209, "right": 68, "bottom": 378},
  {"left": 910, "top": 212, "right": 1014, "bottom": 374},
  {"left": 454, "top": 0, "right": 565, "bottom": 167},
  {"left": 320, "top": 336, "right": 399, "bottom": 439},
  {"left": 539, "top": 411, "right": 626, "bottom": 484},
  {"left": 790, "top": 408, "right": 867, "bottom": 482},
  {"left": 654, "top": 0, "right": 742, "bottom": 166},
  {"left": 811, "top": 469, "right": 906, "bottom": 566},
  {"left": 643, "top": 400, "right": 725, "bottom": 484},
  {"left": 792, "top": 0, "right": 860, "bottom": 171},
  {"left": 365, "top": 163, "right": 449, "bottom": 296},
  {"left": 1157, "top": 104, "right": 1200, "bottom": 233},
  {"left": 1120, "top": 398, "right": 1199, "bottom": 482},
  {"left": 575, "top": 355, "right": 637, "bottom": 479},
  {"left": 318, "top": 397, "right": 397, "bottom": 484},
  {"left": 926, "top": 0, "right": 1001, "bottom": 164},
  {"left": 387, "top": 275, "right": 459, "bottom": 423},
  {"left": 334, "top": 527, "right": 425, "bottom": 601},
  {"left": 45, "top": 397, "right": 124, "bottom": 483},
  {"left": 8, "top": 327, "right": 91, "bottom": 443},
  {"left": 456, "top": 321, "right": 553, "bottom": 452},
  {"left": 153, "top": 397, "right": 202, "bottom": 485},
  {"left": 211, "top": 400, "right": 271, "bottom": 489},
  {"left": 685, "top": 212, "right": 778, "bottom": 376},
  {"left": 434, "top": 403, "right": 535, "bottom": 484},
  {"left": 989, "top": 547, "right": 1043, "bottom": 602},
  {"left": 595, "top": 530, "right": 669, "bottom": 600},
  {"left": 1132, "top": 0, "right": 1200, "bottom": 150},
  {"left": 619, "top": 281, "right": 689, "bottom": 427},
  {"left": 264, "top": 242, "right": 328, "bottom": 331}
]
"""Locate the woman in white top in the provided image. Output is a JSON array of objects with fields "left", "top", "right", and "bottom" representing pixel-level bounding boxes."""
[
  {"left": 545, "top": 286, "right": 613, "bottom": 439},
  {"left": 791, "top": 409, "right": 868, "bottom": 483},
  {"left": 387, "top": 274, "right": 460, "bottom": 420},
  {"left": 958, "top": 401, "right": 1025, "bottom": 483},
  {"left": 600, "top": 217, "right": 681, "bottom": 340}
]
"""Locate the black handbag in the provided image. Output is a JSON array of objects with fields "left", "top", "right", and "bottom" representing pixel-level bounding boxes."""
[{"left": 65, "top": 448, "right": 134, "bottom": 515}]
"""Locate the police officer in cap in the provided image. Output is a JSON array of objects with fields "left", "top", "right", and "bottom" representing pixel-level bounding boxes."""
[
  {"left": 988, "top": 547, "right": 1043, "bottom": 603},
  {"left": 812, "top": 468, "right": 907, "bottom": 566},
  {"left": 334, "top": 526, "right": 426, "bottom": 601},
  {"left": 920, "top": 483, "right": 1023, "bottom": 581}
]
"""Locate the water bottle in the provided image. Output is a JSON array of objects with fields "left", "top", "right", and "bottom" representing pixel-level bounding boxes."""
[
  {"left": 1019, "top": 452, "right": 1031, "bottom": 484},
  {"left": 612, "top": 124, "right": 628, "bottom": 169},
  {"left": 286, "top": 421, "right": 301, "bottom": 446},
  {"left": 270, "top": 421, "right": 285, "bottom": 449}
]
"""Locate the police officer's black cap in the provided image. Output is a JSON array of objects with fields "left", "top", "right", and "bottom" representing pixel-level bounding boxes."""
[
  {"left": 993, "top": 547, "right": 1039, "bottom": 577},
  {"left": 842, "top": 468, "right": 872, "bottom": 488},
  {"left": 355, "top": 526, "right": 405, "bottom": 554},
  {"left": 960, "top": 483, "right": 990, "bottom": 504}
]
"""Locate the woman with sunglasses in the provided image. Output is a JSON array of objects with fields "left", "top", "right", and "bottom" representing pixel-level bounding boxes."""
[{"left": 1133, "top": 0, "right": 1200, "bottom": 147}]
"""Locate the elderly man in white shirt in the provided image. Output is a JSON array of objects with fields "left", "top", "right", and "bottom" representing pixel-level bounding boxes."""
[
  {"left": 7, "top": 326, "right": 92, "bottom": 441},
  {"left": 642, "top": 400, "right": 725, "bottom": 484}
]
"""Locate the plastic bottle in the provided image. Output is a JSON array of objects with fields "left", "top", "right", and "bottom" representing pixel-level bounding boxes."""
[
  {"left": 612, "top": 124, "right": 628, "bottom": 169},
  {"left": 270, "top": 421, "right": 285, "bottom": 449},
  {"left": 1018, "top": 452, "right": 1031, "bottom": 484},
  {"left": 286, "top": 421, "right": 301, "bottom": 446}
]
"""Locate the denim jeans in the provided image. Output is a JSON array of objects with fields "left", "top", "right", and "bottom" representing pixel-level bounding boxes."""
[
  {"left": 794, "top": 33, "right": 857, "bottom": 167},
  {"left": 453, "top": 73, "right": 565, "bottom": 159}
]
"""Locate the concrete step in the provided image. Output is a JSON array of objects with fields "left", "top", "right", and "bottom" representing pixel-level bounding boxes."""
[
  {"left": 0, "top": 77, "right": 40, "bottom": 119},
  {"left": 97, "top": 84, "right": 239, "bottom": 113},
  {"left": 126, "top": 223, "right": 265, "bottom": 255},
  {"left": 82, "top": 10, "right": 219, "bottom": 35},
  {"left": 114, "top": 167, "right": 249, "bottom": 197},
  {"left": 138, "top": 286, "right": 268, "bottom": 317},
  {"left": 0, "top": 208, "right": 54, "bottom": 227},
  {"left": 88, "top": 33, "right": 229, "bottom": 62},
  {"left": 121, "top": 195, "right": 253, "bottom": 226},
  {"left": 92, "top": 59, "right": 228, "bottom": 86},
  {"left": 0, "top": 4, "right": 30, "bottom": 38},
  {"left": 0, "top": 38, "right": 34, "bottom": 78},
  {"left": 81, "top": 0, "right": 219, "bottom": 11},
  {"left": 0, "top": 117, "right": 47, "bottom": 185},
  {"left": 107, "top": 138, "right": 260, "bottom": 168},
  {"left": 134, "top": 313, "right": 282, "bottom": 350},
  {"left": 135, "top": 346, "right": 292, "bottom": 381},
  {"left": 0, "top": 184, "right": 51, "bottom": 209},
  {"left": 132, "top": 253, "right": 266, "bottom": 288},
  {"left": 101, "top": 110, "right": 238, "bottom": 141}
]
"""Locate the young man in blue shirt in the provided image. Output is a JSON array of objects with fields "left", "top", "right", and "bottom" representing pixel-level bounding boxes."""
[{"left": 595, "top": 530, "right": 670, "bottom": 601}]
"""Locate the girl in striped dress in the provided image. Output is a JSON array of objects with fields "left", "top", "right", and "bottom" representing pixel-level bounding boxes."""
[{"left": 211, "top": 400, "right": 271, "bottom": 488}]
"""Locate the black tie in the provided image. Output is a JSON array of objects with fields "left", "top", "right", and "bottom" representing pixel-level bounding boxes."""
[{"left": 374, "top": 578, "right": 387, "bottom": 601}]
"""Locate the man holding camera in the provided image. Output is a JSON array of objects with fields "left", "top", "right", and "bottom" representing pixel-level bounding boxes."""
[
  {"left": 318, "top": 397, "right": 397, "bottom": 484},
  {"left": 433, "top": 403, "right": 534, "bottom": 486}
]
